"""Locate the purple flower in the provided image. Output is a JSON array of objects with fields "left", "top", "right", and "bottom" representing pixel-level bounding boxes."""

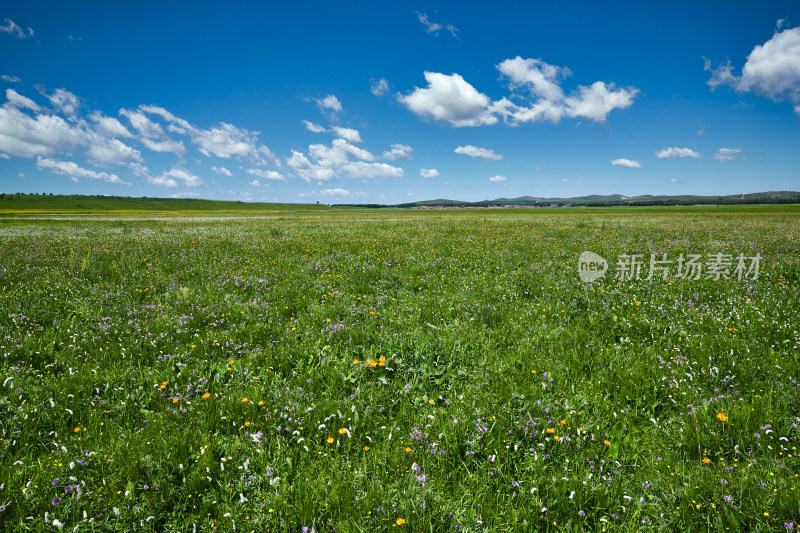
[
  {"left": 720, "top": 478, "right": 728, "bottom": 485},
  {"left": 51, "top": 478, "right": 59, "bottom": 486},
  {"left": 411, "top": 462, "right": 421, "bottom": 473},
  {"left": 754, "top": 432, "right": 761, "bottom": 438},
  {"left": 578, "top": 510, "right": 586, "bottom": 517},
  {"left": 724, "top": 495, "right": 733, "bottom": 503},
  {"left": 52, "top": 497, "right": 61, "bottom": 506},
  {"left": 415, "top": 474, "right": 427, "bottom": 487},
  {"left": 642, "top": 481, "right": 652, "bottom": 488},
  {"left": 0, "top": 505, "right": 5, "bottom": 512},
  {"left": 785, "top": 523, "right": 795, "bottom": 531}
]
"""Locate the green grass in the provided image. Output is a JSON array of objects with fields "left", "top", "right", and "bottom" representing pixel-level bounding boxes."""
[
  {"left": 0, "top": 195, "right": 333, "bottom": 214},
  {"left": 0, "top": 210, "right": 798, "bottom": 531}
]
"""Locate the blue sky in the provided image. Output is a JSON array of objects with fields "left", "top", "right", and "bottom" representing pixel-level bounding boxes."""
[{"left": 1, "top": 1, "right": 799, "bottom": 203}]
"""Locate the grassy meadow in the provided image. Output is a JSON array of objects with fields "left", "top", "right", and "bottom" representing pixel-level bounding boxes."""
[{"left": 0, "top": 208, "right": 799, "bottom": 531}]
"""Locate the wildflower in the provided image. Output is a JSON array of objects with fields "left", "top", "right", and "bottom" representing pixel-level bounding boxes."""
[
  {"left": 51, "top": 478, "right": 59, "bottom": 486},
  {"left": 604, "top": 439, "right": 611, "bottom": 446},
  {"left": 338, "top": 428, "right": 347, "bottom": 435},
  {"left": 716, "top": 412, "right": 728, "bottom": 422},
  {"left": 366, "top": 359, "right": 377, "bottom": 368},
  {"left": 353, "top": 359, "right": 360, "bottom": 365},
  {"left": 411, "top": 462, "right": 421, "bottom": 473},
  {"left": 559, "top": 419, "right": 566, "bottom": 425},
  {"left": 553, "top": 435, "right": 560, "bottom": 441},
  {"left": 326, "top": 437, "right": 334, "bottom": 444},
  {"left": 703, "top": 457, "right": 711, "bottom": 463},
  {"left": 378, "top": 356, "right": 386, "bottom": 367},
  {"left": 244, "top": 421, "right": 251, "bottom": 427},
  {"left": 578, "top": 510, "right": 586, "bottom": 517},
  {"left": 52, "top": 497, "right": 62, "bottom": 506},
  {"left": 363, "top": 446, "right": 369, "bottom": 451},
  {"left": 258, "top": 400, "right": 264, "bottom": 405},
  {"left": 546, "top": 428, "right": 555, "bottom": 434},
  {"left": 242, "top": 398, "right": 248, "bottom": 403},
  {"left": 724, "top": 495, "right": 733, "bottom": 503},
  {"left": 160, "top": 381, "right": 167, "bottom": 389},
  {"left": 396, "top": 517, "right": 405, "bottom": 526},
  {"left": 229, "top": 360, "right": 234, "bottom": 365},
  {"left": 405, "top": 447, "right": 412, "bottom": 453},
  {"left": 173, "top": 398, "right": 179, "bottom": 403},
  {"left": 202, "top": 393, "right": 211, "bottom": 399},
  {"left": 785, "top": 522, "right": 795, "bottom": 530},
  {"left": 74, "top": 427, "right": 80, "bottom": 433},
  {"left": 429, "top": 399, "right": 435, "bottom": 405}
]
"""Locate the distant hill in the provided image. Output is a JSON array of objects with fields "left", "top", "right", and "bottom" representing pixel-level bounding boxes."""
[
  {"left": 0, "top": 193, "right": 332, "bottom": 214},
  {"left": 337, "top": 191, "right": 800, "bottom": 208}
]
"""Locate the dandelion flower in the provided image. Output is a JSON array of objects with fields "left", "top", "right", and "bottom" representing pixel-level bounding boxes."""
[
  {"left": 717, "top": 413, "right": 728, "bottom": 422},
  {"left": 258, "top": 400, "right": 264, "bottom": 406},
  {"left": 244, "top": 421, "right": 251, "bottom": 427},
  {"left": 546, "top": 428, "right": 555, "bottom": 434},
  {"left": 553, "top": 435, "right": 560, "bottom": 441},
  {"left": 405, "top": 447, "right": 412, "bottom": 453},
  {"left": 396, "top": 517, "right": 405, "bottom": 526},
  {"left": 353, "top": 359, "right": 360, "bottom": 365},
  {"left": 242, "top": 398, "right": 249, "bottom": 403},
  {"left": 703, "top": 457, "right": 711, "bottom": 464},
  {"left": 160, "top": 381, "right": 167, "bottom": 389},
  {"left": 429, "top": 399, "right": 435, "bottom": 405},
  {"left": 327, "top": 437, "right": 334, "bottom": 444},
  {"left": 604, "top": 439, "right": 610, "bottom": 446},
  {"left": 173, "top": 398, "right": 179, "bottom": 403},
  {"left": 74, "top": 427, "right": 81, "bottom": 433},
  {"left": 202, "top": 393, "right": 211, "bottom": 399},
  {"left": 338, "top": 428, "right": 347, "bottom": 435},
  {"left": 363, "top": 446, "right": 369, "bottom": 451}
]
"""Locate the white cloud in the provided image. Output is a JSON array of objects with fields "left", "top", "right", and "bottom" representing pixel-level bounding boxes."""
[
  {"left": 169, "top": 191, "right": 201, "bottom": 198},
  {"left": 0, "top": 105, "right": 88, "bottom": 158},
  {"left": 120, "top": 109, "right": 164, "bottom": 138},
  {"left": 0, "top": 19, "right": 34, "bottom": 40},
  {"left": 489, "top": 175, "right": 507, "bottom": 182},
  {"left": 141, "top": 137, "right": 186, "bottom": 155},
  {"left": 45, "top": 89, "right": 80, "bottom": 117},
  {"left": 147, "top": 167, "right": 202, "bottom": 188},
  {"left": 138, "top": 105, "right": 193, "bottom": 131},
  {"left": 2, "top": 75, "right": 22, "bottom": 83},
  {"left": 341, "top": 161, "right": 403, "bottom": 179},
  {"left": 419, "top": 168, "right": 439, "bottom": 178},
  {"left": 380, "top": 144, "right": 413, "bottom": 160},
  {"left": 656, "top": 147, "right": 701, "bottom": 159},
  {"left": 370, "top": 78, "right": 390, "bottom": 96},
  {"left": 243, "top": 167, "right": 286, "bottom": 182},
  {"left": 192, "top": 122, "right": 263, "bottom": 159},
  {"left": 331, "top": 126, "right": 363, "bottom": 144},
  {"left": 315, "top": 95, "right": 342, "bottom": 113},
  {"left": 5, "top": 88, "right": 40, "bottom": 111},
  {"left": 90, "top": 112, "right": 133, "bottom": 138},
  {"left": 212, "top": 166, "right": 232, "bottom": 176},
  {"left": 399, "top": 72, "right": 498, "bottom": 127},
  {"left": 321, "top": 188, "right": 353, "bottom": 197},
  {"left": 713, "top": 148, "right": 742, "bottom": 161},
  {"left": 87, "top": 137, "right": 143, "bottom": 166},
  {"left": 36, "top": 156, "right": 129, "bottom": 184},
  {"left": 303, "top": 120, "right": 326, "bottom": 133},
  {"left": 416, "top": 12, "right": 442, "bottom": 34},
  {"left": 249, "top": 180, "right": 262, "bottom": 187},
  {"left": 611, "top": 158, "right": 641, "bottom": 168},
  {"left": 402, "top": 59, "right": 637, "bottom": 127},
  {"left": 0, "top": 152, "right": 9, "bottom": 159},
  {"left": 706, "top": 24, "right": 800, "bottom": 113},
  {"left": 454, "top": 145, "right": 503, "bottom": 160}
]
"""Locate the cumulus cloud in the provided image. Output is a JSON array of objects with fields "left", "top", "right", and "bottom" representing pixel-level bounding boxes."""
[
  {"left": 45, "top": 88, "right": 80, "bottom": 117},
  {"left": 2, "top": 75, "right": 22, "bottom": 83},
  {"left": 120, "top": 109, "right": 164, "bottom": 138},
  {"left": 243, "top": 167, "right": 286, "bottom": 182},
  {"left": 249, "top": 180, "right": 263, "bottom": 187},
  {"left": 489, "top": 175, "right": 507, "bottom": 182},
  {"left": 0, "top": 105, "right": 88, "bottom": 158},
  {"left": 36, "top": 156, "right": 129, "bottom": 184},
  {"left": 90, "top": 112, "right": 133, "bottom": 138},
  {"left": 331, "top": 126, "right": 363, "bottom": 144},
  {"left": 212, "top": 166, "right": 232, "bottom": 176},
  {"left": 192, "top": 122, "right": 264, "bottom": 159},
  {"left": 705, "top": 24, "right": 800, "bottom": 114},
  {"left": 87, "top": 137, "right": 143, "bottom": 166},
  {"left": 380, "top": 144, "right": 413, "bottom": 160},
  {"left": 141, "top": 136, "right": 186, "bottom": 155},
  {"left": 370, "top": 78, "right": 390, "bottom": 96},
  {"left": 299, "top": 188, "right": 367, "bottom": 198},
  {"left": 713, "top": 148, "right": 742, "bottom": 161},
  {"left": 5, "top": 88, "right": 40, "bottom": 111},
  {"left": 419, "top": 168, "right": 439, "bottom": 178},
  {"left": 656, "top": 147, "right": 701, "bottom": 159},
  {"left": 315, "top": 95, "right": 342, "bottom": 113},
  {"left": 303, "top": 120, "right": 326, "bottom": 133},
  {"left": 0, "top": 19, "right": 34, "bottom": 40},
  {"left": 454, "top": 145, "right": 503, "bottom": 160},
  {"left": 287, "top": 138, "right": 403, "bottom": 182},
  {"left": 399, "top": 72, "right": 499, "bottom": 127},
  {"left": 146, "top": 167, "right": 202, "bottom": 188},
  {"left": 611, "top": 158, "right": 641, "bottom": 168},
  {"left": 401, "top": 58, "right": 637, "bottom": 127}
]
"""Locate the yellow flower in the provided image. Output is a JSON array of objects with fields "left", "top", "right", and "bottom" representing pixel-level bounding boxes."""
[
  {"left": 229, "top": 359, "right": 234, "bottom": 365},
  {"left": 258, "top": 400, "right": 264, "bottom": 406},
  {"left": 404, "top": 447, "right": 412, "bottom": 453},
  {"left": 326, "top": 437, "right": 334, "bottom": 444},
  {"left": 428, "top": 399, "right": 435, "bottom": 405},
  {"left": 546, "top": 428, "right": 555, "bottom": 434},
  {"left": 202, "top": 392, "right": 210, "bottom": 399},
  {"left": 604, "top": 439, "right": 611, "bottom": 446},
  {"left": 378, "top": 356, "right": 386, "bottom": 367},
  {"left": 716, "top": 412, "right": 728, "bottom": 422},
  {"left": 338, "top": 428, "right": 347, "bottom": 435},
  {"left": 160, "top": 381, "right": 167, "bottom": 389},
  {"left": 363, "top": 446, "right": 369, "bottom": 451},
  {"left": 553, "top": 435, "right": 560, "bottom": 441},
  {"left": 242, "top": 398, "right": 249, "bottom": 403},
  {"left": 74, "top": 427, "right": 81, "bottom": 433},
  {"left": 244, "top": 421, "right": 251, "bottom": 427},
  {"left": 702, "top": 457, "right": 711, "bottom": 464},
  {"left": 173, "top": 398, "right": 179, "bottom": 404},
  {"left": 396, "top": 517, "right": 406, "bottom": 526},
  {"left": 353, "top": 359, "right": 360, "bottom": 365},
  {"left": 559, "top": 419, "right": 566, "bottom": 425},
  {"left": 366, "top": 359, "right": 377, "bottom": 368}
]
